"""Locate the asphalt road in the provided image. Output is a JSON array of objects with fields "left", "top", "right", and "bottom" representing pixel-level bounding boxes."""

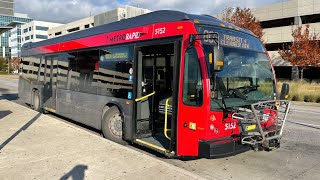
[{"left": 1, "top": 76, "right": 320, "bottom": 180}]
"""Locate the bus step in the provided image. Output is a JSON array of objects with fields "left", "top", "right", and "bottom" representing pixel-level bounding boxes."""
[{"left": 134, "top": 135, "right": 171, "bottom": 154}]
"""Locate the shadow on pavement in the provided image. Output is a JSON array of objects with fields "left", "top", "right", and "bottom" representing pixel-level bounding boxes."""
[
  {"left": 0, "top": 112, "right": 41, "bottom": 150},
  {"left": 0, "top": 93, "right": 18, "bottom": 101},
  {"left": 60, "top": 165, "right": 88, "bottom": 180},
  {"left": 0, "top": 110, "right": 12, "bottom": 119}
]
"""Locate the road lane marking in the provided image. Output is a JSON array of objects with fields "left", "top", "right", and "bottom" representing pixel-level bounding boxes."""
[{"left": 287, "top": 120, "right": 320, "bottom": 129}]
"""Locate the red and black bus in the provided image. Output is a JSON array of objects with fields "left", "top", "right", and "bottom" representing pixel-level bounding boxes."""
[{"left": 19, "top": 10, "right": 291, "bottom": 158}]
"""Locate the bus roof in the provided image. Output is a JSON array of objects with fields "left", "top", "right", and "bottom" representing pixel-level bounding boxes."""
[{"left": 22, "top": 10, "right": 253, "bottom": 50}]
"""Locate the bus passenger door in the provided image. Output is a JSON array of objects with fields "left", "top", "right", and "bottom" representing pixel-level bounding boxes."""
[
  {"left": 43, "top": 56, "right": 58, "bottom": 111},
  {"left": 133, "top": 42, "right": 180, "bottom": 154}
]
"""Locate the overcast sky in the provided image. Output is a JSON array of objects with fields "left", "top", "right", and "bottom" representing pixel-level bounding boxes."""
[{"left": 15, "top": 0, "right": 286, "bottom": 23}]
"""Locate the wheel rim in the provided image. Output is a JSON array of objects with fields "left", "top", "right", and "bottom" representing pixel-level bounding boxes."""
[
  {"left": 109, "top": 113, "right": 122, "bottom": 137},
  {"left": 34, "top": 94, "right": 39, "bottom": 110}
]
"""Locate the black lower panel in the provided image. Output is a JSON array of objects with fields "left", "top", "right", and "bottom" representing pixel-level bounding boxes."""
[{"left": 198, "top": 137, "right": 251, "bottom": 159}]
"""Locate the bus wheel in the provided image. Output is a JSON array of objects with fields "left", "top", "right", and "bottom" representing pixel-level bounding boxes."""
[
  {"left": 32, "top": 90, "right": 42, "bottom": 113},
  {"left": 102, "top": 106, "right": 127, "bottom": 145}
]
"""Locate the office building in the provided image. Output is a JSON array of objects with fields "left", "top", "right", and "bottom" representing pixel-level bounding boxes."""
[
  {"left": 49, "top": 5, "right": 151, "bottom": 38},
  {"left": 251, "top": 0, "right": 320, "bottom": 80},
  {"left": 9, "top": 20, "right": 63, "bottom": 57},
  {"left": 0, "top": 13, "right": 32, "bottom": 57}
]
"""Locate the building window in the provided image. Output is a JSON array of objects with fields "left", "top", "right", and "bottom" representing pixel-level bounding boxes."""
[
  {"left": 31, "top": 35, "right": 33, "bottom": 39},
  {"left": 36, "top": 35, "right": 48, "bottom": 39},
  {"left": 84, "top": 24, "right": 90, "bottom": 28},
  {"left": 29, "top": 27, "right": 32, "bottom": 31},
  {"left": 23, "top": 28, "right": 28, "bottom": 33},
  {"left": 55, "top": 32, "right": 62, "bottom": 36},
  {"left": 36, "top": 26, "right": 49, "bottom": 31},
  {"left": 67, "top": 27, "right": 80, "bottom": 33},
  {"left": 25, "top": 36, "right": 30, "bottom": 41}
]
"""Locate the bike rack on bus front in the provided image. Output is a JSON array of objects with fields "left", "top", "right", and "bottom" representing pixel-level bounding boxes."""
[{"left": 232, "top": 100, "right": 291, "bottom": 150}]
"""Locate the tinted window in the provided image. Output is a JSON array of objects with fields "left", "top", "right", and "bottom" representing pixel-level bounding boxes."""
[
  {"left": 21, "top": 56, "right": 41, "bottom": 81},
  {"left": 98, "top": 45, "right": 133, "bottom": 98},
  {"left": 36, "top": 35, "right": 48, "bottom": 39},
  {"left": 68, "top": 50, "right": 99, "bottom": 93},
  {"left": 57, "top": 54, "right": 70, "bottom": 89},
  {"left": 36, "top": 26, "right": 49, "bottom": 31},
  {"left": 38, "top": 56, "right": 45, "bottom": 82},
  {"left": 183, "top": 48, "right": 203, "bottom": 106}
]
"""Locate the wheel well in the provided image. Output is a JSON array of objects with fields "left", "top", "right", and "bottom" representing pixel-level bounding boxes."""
[
  {"left": 101, "top": 103, "right": 124, "bottom": 131},
  {"left": 102, "top": 103, "right": 123, "bottom": 120},
  {"left": 32, "top": 88, "right": 38, "bottom": 93}
]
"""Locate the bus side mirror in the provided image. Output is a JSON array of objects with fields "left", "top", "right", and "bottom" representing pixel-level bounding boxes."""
[
  {"left": 280, "top": 83, "right": 289, "bottom": 100},
  {"left": 210, "top": 46, "right": 224, "bottom": 72}
]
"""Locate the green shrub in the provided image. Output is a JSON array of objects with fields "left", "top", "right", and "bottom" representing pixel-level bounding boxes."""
[{"left": 278, "top": 81, "right": 320, "bottom": 103}]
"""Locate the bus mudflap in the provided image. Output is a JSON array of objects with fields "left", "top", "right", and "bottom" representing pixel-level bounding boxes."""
[{"left": 232, "top": 100, "right": 291, "bottom": 151}]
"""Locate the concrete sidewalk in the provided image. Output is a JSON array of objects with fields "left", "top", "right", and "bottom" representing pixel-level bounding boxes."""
[{"left": 0, "top": 100, "right": 204, "bottom": 180}]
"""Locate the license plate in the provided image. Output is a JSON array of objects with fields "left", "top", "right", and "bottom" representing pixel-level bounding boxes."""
[{"left": 246, "top": 124, "right": 256, "bottom": 131}]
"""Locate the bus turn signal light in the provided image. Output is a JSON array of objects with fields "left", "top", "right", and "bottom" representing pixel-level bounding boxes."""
[
  {"left": 177, "top": 26, "right": 183, "bottom": 30},
  {"left": 210, "top": 114, "right": 216, "bottom": 121}
]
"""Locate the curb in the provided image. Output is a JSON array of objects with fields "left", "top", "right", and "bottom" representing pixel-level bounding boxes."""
[
  {"left": 2, "top": 99, "right": 206, "bottom": 180},
  {"left": 291, "top": 101, "right": 320, "bottom": 107}
]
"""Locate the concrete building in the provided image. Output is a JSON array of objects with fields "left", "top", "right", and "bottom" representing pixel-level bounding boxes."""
[
  {"left": 9, "top": 20, "right": 63, "bottom": 57},
  {"left": 49, "top": 5, "right": 151, "bottom": 38},
  {"left": 0, "top": 0, "right": 14, "bottom": 16},
  {"left": 48, "top": 16, "right": 94, "bottom": 38},
  {"left": 0, "top": 13, "right": 32, "bottom": 57},
  {"left": 251, "top": 0, "right": 320, "bottom": 80}
]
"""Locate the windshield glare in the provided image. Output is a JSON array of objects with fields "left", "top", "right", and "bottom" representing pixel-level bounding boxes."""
[{"left": 204, "top": 45, "right": 276, "bottom": 109}]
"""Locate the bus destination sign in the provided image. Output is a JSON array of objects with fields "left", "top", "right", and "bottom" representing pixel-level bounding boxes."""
[
  {"left": 199, "top": 26, "right": 265, "bottom": 52},
  {"left": 220, "top": 34, "right": 250, "bottom": 49}
]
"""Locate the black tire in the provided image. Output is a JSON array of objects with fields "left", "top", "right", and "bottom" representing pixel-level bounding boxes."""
[
  {"left": 32, "top": 90, "right": 43, "bottom": 113},
  {"left": 102, "top": 106, "right": 127, "bottom": 145}
]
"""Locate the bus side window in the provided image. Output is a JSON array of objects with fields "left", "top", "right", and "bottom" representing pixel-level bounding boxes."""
[
  {"left": 57, "top": 54, "right": 70, "bottom": 89},
  {"left": 183, "top": 48, "right": 203, "bottom": 106},
  {"left": 68, "top": 50, "right": 100, "bottom": 93}
]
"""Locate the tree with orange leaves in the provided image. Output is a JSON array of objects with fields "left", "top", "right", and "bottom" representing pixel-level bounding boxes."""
[
  {"left": 10, "top": 57, "right": 21, "bottom": 72},
  {"left": 221, "top": 7, "right": 264, "bottom": 43},
  {"left": 278, "top": 24, "right": 320, "bottom": 80}
]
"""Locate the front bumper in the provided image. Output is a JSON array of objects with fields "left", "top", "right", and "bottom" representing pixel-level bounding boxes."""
[{"left": 198, "top": 137, "right": 251, "bottom": 159}]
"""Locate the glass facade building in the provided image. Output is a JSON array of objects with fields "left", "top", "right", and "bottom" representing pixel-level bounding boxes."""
[{"left": 0, "top": 15, "right": 32, "bottom": 57}]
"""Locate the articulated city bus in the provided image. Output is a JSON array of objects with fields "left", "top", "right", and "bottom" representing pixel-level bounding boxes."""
[{"left": 19, "top": 10, "right": 291, "bottom": 158}]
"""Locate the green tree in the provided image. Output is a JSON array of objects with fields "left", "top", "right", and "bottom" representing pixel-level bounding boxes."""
[{"left": 0, "top": 57, "right": 8, "bottom": 72}]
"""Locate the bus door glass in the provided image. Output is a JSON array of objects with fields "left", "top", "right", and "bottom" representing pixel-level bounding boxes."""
[{"left": 43, "top": 55, "right": 58, "bottom": 110}]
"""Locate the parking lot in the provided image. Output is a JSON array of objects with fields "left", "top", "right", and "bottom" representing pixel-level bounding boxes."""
[{"left": 1, "top": 75, "right": 320, "bottom": 180}]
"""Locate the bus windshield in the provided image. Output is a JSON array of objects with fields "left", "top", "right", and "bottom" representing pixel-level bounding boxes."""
[{"left": 203, "top": 45, "right": 276, "bottom": 110}]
